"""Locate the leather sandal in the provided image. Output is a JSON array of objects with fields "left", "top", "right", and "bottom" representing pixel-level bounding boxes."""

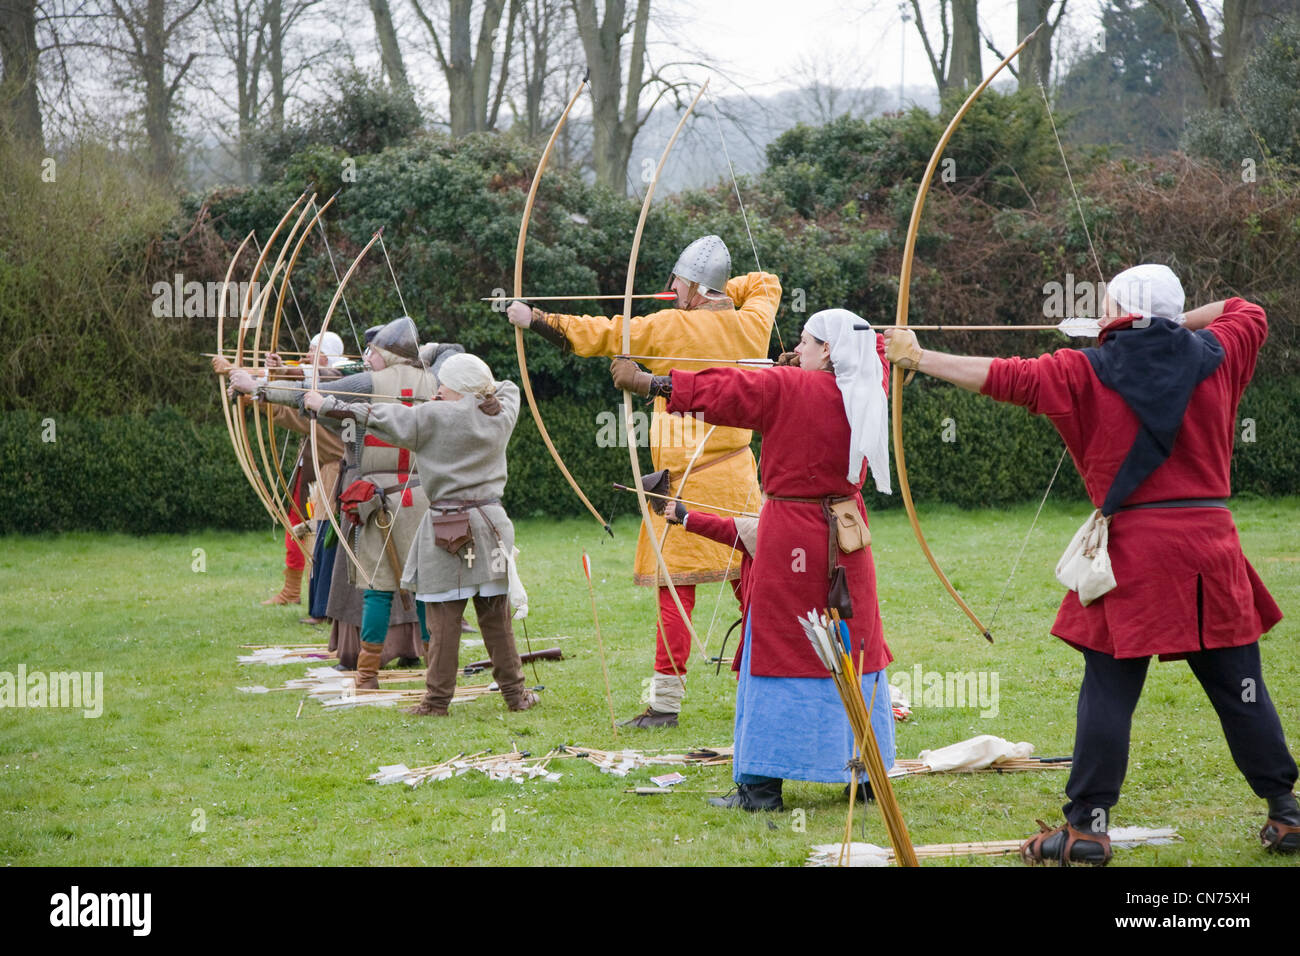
[{"left": 1019, "top": 818, "right": 1112, "bottom": 867}]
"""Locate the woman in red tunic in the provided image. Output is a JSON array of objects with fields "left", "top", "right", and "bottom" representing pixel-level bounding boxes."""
[
  {"left": 612, "top": 309, "right": 896, "bottom": 811},
  {"left": 884, "top": 264, "right": 1298, "bottom": 864}
]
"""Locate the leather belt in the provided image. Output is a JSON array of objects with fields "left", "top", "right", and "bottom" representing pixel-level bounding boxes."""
[{"left": 429, "top": 498, "right": 500, "bottom": 512}]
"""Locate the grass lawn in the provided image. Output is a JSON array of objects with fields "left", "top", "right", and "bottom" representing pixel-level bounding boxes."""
[{"left": 2, "top": 498, "right": 1299, "bottom": 866}]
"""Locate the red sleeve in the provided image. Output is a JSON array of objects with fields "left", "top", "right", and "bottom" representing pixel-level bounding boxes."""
[
  {"left": 666, "top": 365, "right": 779, "bottom": 432},
  {"left": 876, "top": 333, "right": 890, "bottom": 395},
  {"left": 980, "top": 349, "right": 1090, "bottom": 418},
  {"left": 1207, "top": 297, "right": 1266, "bottom": 389},
  {"left": 681, "top": 512, "right": 750, "bottom": 557}
]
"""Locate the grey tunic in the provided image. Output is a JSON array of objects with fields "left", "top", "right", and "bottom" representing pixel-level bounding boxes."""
[{"left": 328, "top": 381, "right": 521, "bottom": 598}]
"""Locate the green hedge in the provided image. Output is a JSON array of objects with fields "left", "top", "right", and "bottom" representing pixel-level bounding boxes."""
[{"left": 6, "top": 373, "right": 1297, "bottom": 534}]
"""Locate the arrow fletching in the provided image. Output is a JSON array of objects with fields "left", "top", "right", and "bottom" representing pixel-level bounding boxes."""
[{"left": 1058, "top": 317, "right": 1102, "bottom": 338}]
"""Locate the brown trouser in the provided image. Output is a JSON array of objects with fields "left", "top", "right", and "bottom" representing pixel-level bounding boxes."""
[{"left": 421, "top": 593, "right": 527, "bottom": 710}]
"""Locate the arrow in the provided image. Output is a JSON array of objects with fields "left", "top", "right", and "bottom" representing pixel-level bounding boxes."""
[
  {"left": 858, "top": 318, "right": 1101, "bottom": 337},
  {"left": 484, "top": 292, "right": 676, "bottom": 303},
  {"left": 582, "top": 552, "right": 618, "bottom": 737},
  {"left": 611, "top": 483, "right": 760, "bottom": 518}
]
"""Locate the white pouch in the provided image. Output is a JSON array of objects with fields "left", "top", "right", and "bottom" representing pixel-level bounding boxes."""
[{"left": 1055, "top": 509, "right": 1117, "bottom": 606}]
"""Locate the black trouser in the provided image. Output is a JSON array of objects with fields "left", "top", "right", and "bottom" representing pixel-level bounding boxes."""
[{"left": 1063, "top": 642, "right": 1298, "bottom": 831}]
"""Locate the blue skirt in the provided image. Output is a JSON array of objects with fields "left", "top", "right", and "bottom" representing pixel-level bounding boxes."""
[{"left": 734, "top": 613, "right": 895, "bottom": 784}]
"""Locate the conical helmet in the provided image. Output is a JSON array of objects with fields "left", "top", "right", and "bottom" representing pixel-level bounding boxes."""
[
  {"left": 370, "top": 316, "right": 420, "bottom": 360},
  {"left": 671, "top": 235, "right": 731, "bottom": 294}
]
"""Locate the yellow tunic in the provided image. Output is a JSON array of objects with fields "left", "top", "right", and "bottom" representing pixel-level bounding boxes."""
[{"left": 549, "top": 272, "right": 781, "bottom": 586}]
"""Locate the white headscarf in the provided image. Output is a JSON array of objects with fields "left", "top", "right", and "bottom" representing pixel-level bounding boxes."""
[
  {"left": 1107, "top": 264, "right": 1185, "bottom": 320},
  {"left": 309, "top": 331, "right": 346, "bottom": 367},
  {"left": 437, "top": 353, "right": 496, "bottom": 397},
  {"left": 803, "top": 309, "right": 891, "bottom": 493}
]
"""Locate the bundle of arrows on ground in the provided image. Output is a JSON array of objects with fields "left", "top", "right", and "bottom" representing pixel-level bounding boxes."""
[
  {"left": 369, "top": 745, "right": 734, "bottom": 788},
  {"left": 800, "top": 609, "right": 920, "bottom": 867},
  {"left": 889, "top": 756, "right": 1072, "bottom": 776},
  {"left": 807, "top": 827, "right": 1184, "bottom": 867},
  {"left": 237, "top": 643, "right": 337, "bottom": 665},
  {"left": 370, "top": 749, "right": 566, "bottom": 787},
  {"left": 559, "top": 745, "right": 733, "bottom": 776}
]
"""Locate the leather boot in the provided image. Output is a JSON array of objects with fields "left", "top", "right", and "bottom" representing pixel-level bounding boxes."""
[
  {"left": 262, "top": 567, "right": 303, "bottom": 605},
  {"left": 407, "top": 599, "right": 464, "bottom": 715},
  {"left": 843, "top": 780, "right": 875, "bottom": 802},
  {"left": 354, "top": 643, "right": 383, "bottom": 690},
  {"left": 473, "top": 594, "right": 529, "bottom": 710},
  {"left": 619, "top": 708, "right": 678, "bottom": 729},
  {"left": 708, "top": 779, "right": 784, "bottom": 812}
]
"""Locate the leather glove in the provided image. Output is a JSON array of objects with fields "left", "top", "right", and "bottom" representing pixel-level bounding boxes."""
[
  {"left": 611, "top": 357, "right": 653, "bottom": 397},
  {"left": 666, "top": 502, "right": 687, "bottom": 525},
  {"left": 775, "top": 351, "right": 800, "bottom": 367},
  {"left": 478, "top": 393, "right": 502, "bottom": 416},
  {"left": 884, "top": 328, "right": 924, "bottom": 371}
]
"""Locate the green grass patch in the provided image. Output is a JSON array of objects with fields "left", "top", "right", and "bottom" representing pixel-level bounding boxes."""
[{"left": 1, "top": 499, "right": 1298, "bottom": 866}]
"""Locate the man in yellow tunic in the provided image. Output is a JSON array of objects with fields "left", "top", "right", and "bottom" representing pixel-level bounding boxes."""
[{"left": 507, "top": 235, "right": 781, "bottom": 726}]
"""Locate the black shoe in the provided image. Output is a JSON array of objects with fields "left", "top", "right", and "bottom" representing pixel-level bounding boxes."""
[
  {"left": 618, "top": 707, "right": 678, "bottom": 729},
  {"left": 395, "top": 656, "right": 422, "bottom": 668},
  {"left": 708, "top": 780, "right": 784, "bottom": 812},
  {"left": 1262, "top": 793, "right": 1300, "bottom": 852},
  {"left": 843, "top": 780, "right": 874, "bottom": 803}
]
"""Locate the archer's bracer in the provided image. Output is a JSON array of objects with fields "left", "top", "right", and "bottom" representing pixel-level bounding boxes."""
[
  {"left": 671, "top": 235, "right": 731, "bottom": 294},
  {"left": 371, "top": 316, "right": 421, "bottom": 360}
]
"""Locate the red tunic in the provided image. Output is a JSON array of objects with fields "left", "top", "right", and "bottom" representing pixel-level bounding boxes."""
[
  {"left": 667, "top": 365, "right": 893, "bottom": 678},
  {"left": 981, "top": 298, "right": 1282, "bottom": 659}
]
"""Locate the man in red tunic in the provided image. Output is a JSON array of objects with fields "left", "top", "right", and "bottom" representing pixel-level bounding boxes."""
[{"left": 884, "top": 264, "right": 1299, "bottom": 864}]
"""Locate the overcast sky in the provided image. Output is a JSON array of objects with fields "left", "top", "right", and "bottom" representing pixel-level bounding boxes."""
[{"left": 657, "top": 0, "right": 1105, "bottom": 100}]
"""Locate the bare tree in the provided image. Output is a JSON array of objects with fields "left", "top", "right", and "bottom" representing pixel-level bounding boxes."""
[
  {"left": 409, "top": 0, "right": 518, "bottom": 136},
  {"left": 1150, "top": 0, "right": 1257, "bottom": 109},
  {"left": 574, "top": 0, "right": 699, "bottom": 194},
  {"left": 908, "top": 0, "right": 984, "bottom": 95},
  {"left": 512, "top": 0, "right": 568, "bottom": 140},
  {"left": 204, "top": 0, "right": 266, "bottom": 181},
  {"left": 977, "top": 0, "right": 1067, "bottom": 91},
  {"left": 102, "top": 0, "right": 204, "bottom": 181},
  {"left": 0, "top": 0, "right": 43, "bottom": 149},
  {"left": 368, "top": 0, "right": 414, "bottom": 100},
  {"left": 789, "top": 48, "right": 880, "bottom": 124}
]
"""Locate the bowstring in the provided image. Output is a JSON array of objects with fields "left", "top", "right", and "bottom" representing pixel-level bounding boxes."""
[
  {"left": 363, "top": 233, "right": 433, "bottom": 590},
  {"left": 984, "top": 80, "right": 1107, "bottom": 626},
  {"left": 313, "top": 206, "right": 365, "bottom": 355},
  {"left": 694, "top": 85, "right": 776, "bottom": 662}
]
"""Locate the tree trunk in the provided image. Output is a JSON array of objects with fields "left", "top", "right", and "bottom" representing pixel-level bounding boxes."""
[
  {"left": 574, "top": 0, "right": 650, "bottom": 194},
  {"left": 520, "top": 0, "right": 553, "bottom": 139},
  {"left": 267, "top": 0, "right": 284, "bottom": 132},
  {"left": 0, "top": 0, "right": 43, "bottom": 151},
  {"left": 1016, "top": 0, "right": 1056, "bottom": 90},
  {"left": 947, "top": 0, "right": 982, "bottom": 90},
  {"left": 143, "top": 0, "right": 174, "bottom": 181},
  {"left": 1152, "top": 0, "right": 1257, "bottom": 110},
  {"left": 369, "top": 0, "right": 412, "bottom": 95}
]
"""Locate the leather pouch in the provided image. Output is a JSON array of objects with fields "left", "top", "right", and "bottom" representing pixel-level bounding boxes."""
[
  {"left": 430, "top": 510, "right": 473, "bottom": 554},
  {"left": 828, "top": 565, "right": 855, "bottom": 619},
  {"left": 828, "top": 497, "right": 870, "bottom": 553}
]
